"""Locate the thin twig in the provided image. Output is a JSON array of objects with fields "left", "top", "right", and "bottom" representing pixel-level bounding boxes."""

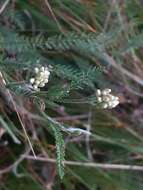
[
  {"left": 23, "top": 155, "right": 143, "bottom": 172},
  {"left": 0, "top": 0, "right": 10, "bottom": 15},
  {"left": 103, "top": 0, "right": 116, "bottom": 31},
  {"left": 15, "top": 109, "right": 37, "bottom": 158},
  {"left": 54, "top": 114, "right": 88, "bottom": 121},
  {"left": 85, "top": 109, "right": 93, "bottom": 160},
  {"left": 44, "top": 0, "right": 63, "bottom": 33},
  {"left": 0, "top": 71, "right": 36, "bottom": 158},
  {"left": 0, "top": 148, "right": 30, "bottom": 175},
  {"left": 104, "top": 53, "right": 143, "bottom": 86}
]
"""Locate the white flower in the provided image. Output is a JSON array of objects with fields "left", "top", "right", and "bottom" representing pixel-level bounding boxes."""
[
  {"left": 35, "top": 80, "right": 40, "bottom": 85},
  {"left": 40, "top": 67, "right": 45, "bottom": 72},
  {"left": 96, "top": 88, "right": 119, "bottom": 109},
  {"left": 44, "top": 78, "right": 49, "bottom": 83},
  {"left": 102, "top": 103, "right": 108, "bottom": 109},
  {"left": 30, "top": 66, "right": 51, "bottom": 91},
  {"left": 30, "top": 78, "right": 35, "bottom": 84},
  {"left": 96, "top": 89, "right": 101, "bottom": 96},
  {"left": 39, "top": 82, "right": 45, "bottom": 87},
  {"left": 97, "top": 97, "right": 102, "bottom": 103},
  {"left": 103, "top": 88, "right": 111, "bottom": 94},
  {"left": 33, "top": 85, "right": 39, "bottom": 90},
  {"left": 34, "top": 67, "right": 39, "bottom": 73},
  {"left": 45, "top": 70, "right": 50, "bottom": 76}
]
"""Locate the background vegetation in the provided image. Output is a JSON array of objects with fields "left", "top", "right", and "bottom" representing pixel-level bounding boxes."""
[{"left": 1, "top": 0, "right": 143, "bottom": 189}]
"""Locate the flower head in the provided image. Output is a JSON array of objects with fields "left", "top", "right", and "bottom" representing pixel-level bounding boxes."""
[
  {"left": 30, "top": 66, "right": 50, "bottom": 91},
  {"left": 96, "top": 88, "right": 119, "bottom": 109}
]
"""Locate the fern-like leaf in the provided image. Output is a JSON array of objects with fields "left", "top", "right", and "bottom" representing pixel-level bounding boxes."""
[{"left": 50, "top": 124, "right": 65, "bottom": 179}]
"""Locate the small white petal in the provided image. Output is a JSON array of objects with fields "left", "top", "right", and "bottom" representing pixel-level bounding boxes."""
[
  {"left": 110, "top": 105, "right": 115, "bottom": 109},
  {"left": 44, "top": 78, "right": 49, "bottom": 83},
  {"left": 40, "top": 67, "right": 45, "bottom": 72},
  {"left": 105, "top": 88, "right": 111, "bottom": 93},
  {"left": 39, "top": 71, "right": 45, "bottom": 76},
  {"left": 108, "top": 101, "right": 114, "bottom": 107},
  {"left": 33, "top": 85, "right": 38, "bottom": 90},
  {"left": 97, "top": 97, "right": 102, "bottom": 103},
  {"left": 114, "top": 100, "right": 119, "bottom": 106},
  {"left": 111, "top": 101, "right": 119, "bottom": 108},
  {"left": 35, "top": 77, "right": 42, "bottom": 83},
  {"left": 103, "top": 89, "right": 111, "bottom": 95},
  {"left": 44, "top": 70, "right": 50, "bottom": 76},
  {"left": 39, "top": 83, "right": 45, "bottom": 87},
  {"left": 35, "top": 80, "right": 40, "bottom": 85},
  {"left": 102, "top": 91, "right": 108, "bottom": 96},
  {"left": 115, "top": 96, "right": 119, "bottom": 101},
  {"left": 96, "top": 89, "right": 101, "bottom": 96},
  {"left": 30, "top": 78, "right": 35, "bottom": 84},
  {"left": 102, "top": 103, "right": 108, "bottom": 109},
  {"left": 34, "top": 67, "right": 39, "bottom": 73}
]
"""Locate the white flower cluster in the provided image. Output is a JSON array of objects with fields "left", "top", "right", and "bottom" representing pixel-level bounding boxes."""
[
  {"left": 30, "top": 66, "right": 50, "bottom": 91},
  {"left": 96, "top": 88, "right": 119, "bottom": 109}
]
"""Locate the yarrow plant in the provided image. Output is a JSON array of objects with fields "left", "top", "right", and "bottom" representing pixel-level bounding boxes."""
[
  {"left": 1, "top": 0, "right": 143, "bottom": 188},
  {"left": 96, "top": 89, "right": 119, "bottom": 109},
  {"left": 29, "top": 67, "right": 119, "bottom": 110},
  {"left": 30, "top": 66, "right": 50, "bottom": 91}
]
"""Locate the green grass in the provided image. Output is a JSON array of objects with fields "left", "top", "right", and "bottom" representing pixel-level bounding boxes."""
[{"left": 0, "top": 0, "right": 143, "bottom": 189}]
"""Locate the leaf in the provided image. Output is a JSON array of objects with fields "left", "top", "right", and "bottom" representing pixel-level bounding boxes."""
[{"left": 50, "top": 124, "right": 65, "bottom": 179}]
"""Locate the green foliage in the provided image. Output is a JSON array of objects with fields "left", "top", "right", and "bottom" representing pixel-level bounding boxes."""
[
  {"left": 50, "top": 124, "right": 65, "bottom": 179},
  {"left": 1, "top": 0, "right": 143, "bottom": 189}
]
